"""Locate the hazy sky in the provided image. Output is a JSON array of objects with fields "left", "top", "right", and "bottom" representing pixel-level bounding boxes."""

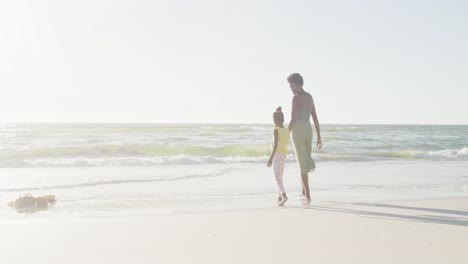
[{"left": 1, "top": 0, "right": 467, "bottom": 124}]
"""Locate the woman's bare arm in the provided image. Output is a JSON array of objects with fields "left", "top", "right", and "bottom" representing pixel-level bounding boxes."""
[
  {"left": 311, "top": 98, "right": 322, "bottom": 150},
  {"left": 288, "top": 96, "right": 299, "bottom": 132}
]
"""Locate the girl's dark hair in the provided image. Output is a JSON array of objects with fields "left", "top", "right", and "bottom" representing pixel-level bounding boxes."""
[
  {"left": 273, "top": 106, "right": 284, "bottom": 123},
  {"left": 287, "top": 73, "right": 304, "bottom": 86}
]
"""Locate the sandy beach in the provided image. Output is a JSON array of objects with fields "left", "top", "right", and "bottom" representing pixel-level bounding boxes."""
[{"left": 1, "top": 196, "right": 467, "bottom": 264}]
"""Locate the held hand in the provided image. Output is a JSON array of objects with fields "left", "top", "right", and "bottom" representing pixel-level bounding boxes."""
[
  {"left": 267, "top": 159, "right": 273, "bottom": 167},
  {"left": 317, "top": 138, "right": 323, "bottom": 151}
]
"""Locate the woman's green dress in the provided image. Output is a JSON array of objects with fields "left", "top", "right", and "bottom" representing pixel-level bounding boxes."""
[{"left": 292, "top": 109, "right": 316, "bottom": 174}]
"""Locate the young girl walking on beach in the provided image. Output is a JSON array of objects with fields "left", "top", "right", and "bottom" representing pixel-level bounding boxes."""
[{"left": 267, "top": 107, "right": 289, "bottom": 206}]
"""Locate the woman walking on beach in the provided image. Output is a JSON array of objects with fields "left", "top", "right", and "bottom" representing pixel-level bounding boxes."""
[{"left": 287, "top": 73, "right": 322, "bottom": 202}]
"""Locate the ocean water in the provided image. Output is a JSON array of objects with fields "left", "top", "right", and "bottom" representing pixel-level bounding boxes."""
[{"left": 1, "top": 123, "right": 467, "bottom": 218}]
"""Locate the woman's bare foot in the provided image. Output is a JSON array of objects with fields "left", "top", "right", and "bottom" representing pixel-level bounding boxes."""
[{"left": 278, "top": 194, "right": 288, "bottom": 206}]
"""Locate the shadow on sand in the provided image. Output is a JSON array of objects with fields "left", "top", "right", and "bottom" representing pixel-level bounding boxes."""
[{"left": 289, "top": 201, "right": 468, "bottom": 227}]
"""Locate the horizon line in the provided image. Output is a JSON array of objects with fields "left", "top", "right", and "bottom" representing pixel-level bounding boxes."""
[{"left": 1, "top": 121, "right": 467, "bottom": 126}]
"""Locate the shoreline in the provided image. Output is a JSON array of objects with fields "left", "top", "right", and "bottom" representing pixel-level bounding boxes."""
[{"left": 3, "top": 193, "right": 468, "bottom": 220}]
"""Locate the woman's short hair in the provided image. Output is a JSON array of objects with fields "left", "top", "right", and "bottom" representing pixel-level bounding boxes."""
[{"left": 287, "top": 73, "right": 304, "bottom": 86}]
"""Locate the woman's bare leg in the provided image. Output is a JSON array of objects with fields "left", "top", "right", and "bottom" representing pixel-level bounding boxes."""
[
  {"left": 301, "top": 173, "right": 310, "bottom": 199},
  {"left": 300, "top": 176, "right": 305, "bottom": 196}
]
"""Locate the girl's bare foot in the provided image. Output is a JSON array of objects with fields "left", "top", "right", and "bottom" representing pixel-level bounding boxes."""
[
  {"left": 278, "top": 194, "right": 288, "bottom": 206},
  {"left": 301, "top": 197, "right": 311, "bottom": 206}
]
